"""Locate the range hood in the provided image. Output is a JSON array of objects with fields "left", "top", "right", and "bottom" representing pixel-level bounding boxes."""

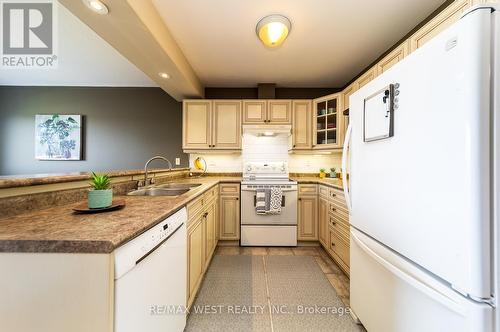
[{"left": 242, "top": 124, "right": 292, "bottom": 137}]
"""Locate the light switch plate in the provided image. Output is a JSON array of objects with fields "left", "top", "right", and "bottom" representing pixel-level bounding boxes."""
[{"left": 175, "top": 158, "right": 180, "bottom": 166}]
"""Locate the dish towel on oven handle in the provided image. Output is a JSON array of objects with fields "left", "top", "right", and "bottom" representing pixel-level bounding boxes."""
[
  {"left": 255, "top": 188, "right": 268, "bottom": 215},
  {"left": 268, "top": 187, "right": 282, "bottom": 214}
]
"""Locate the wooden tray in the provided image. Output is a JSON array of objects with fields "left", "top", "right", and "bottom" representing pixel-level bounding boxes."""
[{"left": 73, "top": 199, "right": 125, "bottom": 214}]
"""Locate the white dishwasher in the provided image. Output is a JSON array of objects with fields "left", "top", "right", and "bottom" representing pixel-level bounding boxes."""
[{"left": 114, "top": 207, "right": 187, "bottom": 332}]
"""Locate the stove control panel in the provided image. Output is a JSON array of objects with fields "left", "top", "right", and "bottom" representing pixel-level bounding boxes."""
[{"left": 243, "top": 161, "right": 289, "bottom": 179}]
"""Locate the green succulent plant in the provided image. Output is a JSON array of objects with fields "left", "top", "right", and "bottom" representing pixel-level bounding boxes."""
[
  {"left": 90, "top": 172, "right": 111, "bottom": 190},
  {"left": 319, "top": 168, "right": 326, "bottom": 173},
  {"left": 330, "top": 167, "right": 336, "bottom": 172}
]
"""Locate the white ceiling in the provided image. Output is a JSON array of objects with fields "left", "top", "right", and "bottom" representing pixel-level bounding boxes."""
[
  {"left": 153, "top": 0, "right": 446, "bottom": 88},
  {"left": 0, "top": 3, "right": 157, "bottom": 87}
]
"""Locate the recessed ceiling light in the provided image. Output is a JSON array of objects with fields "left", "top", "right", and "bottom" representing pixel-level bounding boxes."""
[
  {"left": 263, "top": 132, "right": 275, "bottom": 136},
  {"left": 256, "top": 14, "right": 291, "bottom": 48},
  {"left": 159, "top": 72, "right": 170, "bottom": 79},
  {"left": 82, "top": 0, "right": 109, "bottom": 15}
]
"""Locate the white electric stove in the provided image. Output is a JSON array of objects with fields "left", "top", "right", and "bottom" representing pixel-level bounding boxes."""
[{"left": 240, "top": 161, "right": 298, "bottom": 246}]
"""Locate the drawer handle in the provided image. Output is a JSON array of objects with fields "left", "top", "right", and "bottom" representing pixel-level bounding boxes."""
[
  {"left": 331, "top": 207, "right": 336, "bottom": 211},
  {"left": 203, "top": 212, "right": 208, "bottom": 218},
  {"left": 331, "top": 242, "right": 336, "bottom": 247},
  {"left": 331, "top": 193, "right": 336, "bottom": 197},
  {"left": 331, "top": 220, "right": 337, "bottom": 225}
]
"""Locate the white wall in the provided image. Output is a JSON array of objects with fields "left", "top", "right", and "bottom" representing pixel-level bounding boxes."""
[{"left": 189, "top": 133, "right": 342, "bottom": 174}]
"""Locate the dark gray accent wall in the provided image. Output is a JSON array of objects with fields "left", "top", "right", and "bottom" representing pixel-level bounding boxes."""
[
  {"left": 205, "top": 87, "right": 340, "bottom": 99},
  {"left": 0, "top": 86, "right": 187, "bottom": 175}
]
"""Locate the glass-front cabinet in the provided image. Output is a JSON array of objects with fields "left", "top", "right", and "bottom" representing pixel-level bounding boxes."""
[{"left": 313, "top": 93, "right": 343, "bottom": 149}]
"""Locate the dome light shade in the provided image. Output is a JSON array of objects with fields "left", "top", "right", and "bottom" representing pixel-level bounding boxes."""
[{"left": 256, "top": 15, "right": 291, "bottom": 48}]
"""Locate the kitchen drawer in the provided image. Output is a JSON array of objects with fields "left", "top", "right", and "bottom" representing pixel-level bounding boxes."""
[
  {"left": 298, "top": 184, "right": 318, "bottom": 196},
  {"left": 219, "top": 183, "right": 240, "bottom": 196},
  {"left": 329, "top": 204, "right": 349, "bottom": 223},
  {"left": 319, "top": 185, "right": 329, "bottom": 198},
  {"left": 328, "top": 187, "right": 344, "bottom": 201},
  {"left": 187, "top": 195, "right": 205, "bottom": 222},
  {"left": 329, "top": 202, "right": 349, "bottom": 216},
  {"left": 329, "top": 230, "right": 350, "bottom": 269},
  {"left": 328, "top": 214, "right": 349, "bottom": 239},
  {"left": 204, "top": 185, "right": 218, "bottom": 202}
]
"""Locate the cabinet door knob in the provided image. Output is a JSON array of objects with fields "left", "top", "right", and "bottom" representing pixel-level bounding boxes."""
[
  {"left": 331, "top": 242, "right": 335, "bottom": 247},
  {"left": 236, "top": 197, "right": 239, "bottom": 200}
]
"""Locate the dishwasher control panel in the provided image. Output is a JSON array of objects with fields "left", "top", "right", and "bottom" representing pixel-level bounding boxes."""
[{"left": 114, "top": 207, "right": 187, "bottom": 279}]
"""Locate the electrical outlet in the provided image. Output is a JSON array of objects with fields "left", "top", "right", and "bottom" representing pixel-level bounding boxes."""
[{"left": 175, "top": 158, "right": 180, "bottom": 166}]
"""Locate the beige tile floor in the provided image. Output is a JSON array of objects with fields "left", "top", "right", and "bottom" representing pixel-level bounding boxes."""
[{"left": 215, "top": 245, "right": 351, "bottom": 306}]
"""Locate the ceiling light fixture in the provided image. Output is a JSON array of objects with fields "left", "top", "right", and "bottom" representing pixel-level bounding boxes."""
[
  {"left": 159, "top": 72, "right": 170, "bottom": 79},
  {"left": 256, "top": 14, "right": 291, "bottom": 48},
  {"left": 82, "top": 0, "right": 109, "bottom": 15}
]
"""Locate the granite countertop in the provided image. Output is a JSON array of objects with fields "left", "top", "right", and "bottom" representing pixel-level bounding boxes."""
[
  {"left": 292, "top": 177, "right": 344, "bottom": 190},
  {"left": 0, "top": 176, "right": 241, "bottom": 254},
  {"left": 0, "top": 167, "right": 190, "bottom": 189}
]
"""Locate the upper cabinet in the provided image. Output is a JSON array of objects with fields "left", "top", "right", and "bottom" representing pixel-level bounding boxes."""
[
  {"left": 313, "top": 93, "right": 343, "bottom": 149},
  {"left": 183, "top": 100, "right": 211, "bottom": 150},
  {"left": 291, "top": 100, "right": 312, "bottom": 150},
  {"left": 183, "top": 100, "right": 241, "bottom": 151},
  {"left": 242, "top": 100, "right": 292, "bottom": 124},
  {"left": 242, "top": 100, "right": 267, "bottom": 123},
  {"left": 409, "top": 0, "right": 471, "bottom": 52},
  {"left": 268, "top": 100, "right": 292, "bottom": 123},
  {"left": 357, "top": 66, "right": 377, "bottom": 89},
  {"left": 212, "top": 100, "right": 242, "bottom": 150},
  {"left": 376, "top": 42, "right": 408, "bottom": 76},
  {"left": 341, "top": 82, "right": 358, "bottom": 136}
]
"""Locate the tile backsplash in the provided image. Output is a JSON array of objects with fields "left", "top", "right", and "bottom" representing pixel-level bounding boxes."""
[{"left": 189, "top": 134, "right": 342, "bottom": 174}]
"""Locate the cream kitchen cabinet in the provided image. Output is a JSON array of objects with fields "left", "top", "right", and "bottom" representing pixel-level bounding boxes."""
[
  {"left": 291, "top": 100, "right": 312, "bottom": 150},
  {"left": 376, "top": 42, "right": 408, "bottom": 76},
  {"left": 187, "top": 214, "right": 204, "bottom": 306},
  {"left": 322, "top": 185, "right": 350, "bottom": 276},
  {"left": 313, "top": 93, "right": 343, "bottom": 149},
  {"left": 409, "top": 0, "right": 471, "bottom": 52},
  {"left": 242, "top": 100, "right": 267, "bottom": 123},
  {"left": 242, "top": 100, "right": 291, "bottom": 124},
  {"left": 186, "top": 185, "right": 219, "bottom": 308},
  {"left": 341, "top": 82, "right": 358, "bottom": 141},
  {"left": 212, "top": 100, "right": 242, "bottom": 149},
  {"left": 204, "top": 202, "right": 216, "bottom": 268},
  {"left": 357, "top": 66, "right": 377, "bottom": 89},
  {"left": 219, "top": 183, "right": 240, "bottom": 240},
  {"left": 183, "top": 100, "right": 211, "bottom": 150},
  {"left": 268, "top": 100, "right": 292, "bottom": 124},
  {"left": 297, "top": 184, "right": 318, "bottom": 241},
  {"left": 318, "top": 196, "right": 329, "bottom": 247},
  {"left": 183, "top": 100, "right": 241, "bottom": 151}
]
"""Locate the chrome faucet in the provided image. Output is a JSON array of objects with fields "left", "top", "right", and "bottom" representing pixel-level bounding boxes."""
[{"left": 142, "top": 156, "right": 172, "bottom": 187}]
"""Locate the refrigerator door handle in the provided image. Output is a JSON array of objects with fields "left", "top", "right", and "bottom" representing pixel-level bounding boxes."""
[
  {"left": 351, "top": 230, "right": 465, "bottom": 315},
  {"left": 342, "top": 123, "right": 352, "bottom": 214}
]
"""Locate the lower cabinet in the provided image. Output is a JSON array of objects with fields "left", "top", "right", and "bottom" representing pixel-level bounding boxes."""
[
  {"left": 187, "top": 216, "right": 204, "bottom": 304},
  {"left": 204, "top": 203, "right": 216, "bottom": 268},
  {"left": 318, "top": 197, "right": 329, "bottom": 246},
  {"left": 187, "top": 186, "right": 220, "bottom": 308},
  {"left": 298, "top": 187, "right": 318, "bottom": 241},
  {"left": 219, "top": 184, "right": 240, "bottom": 240},
  {"left": 319, "top": 185, "right": 350, "bottom": 276}
]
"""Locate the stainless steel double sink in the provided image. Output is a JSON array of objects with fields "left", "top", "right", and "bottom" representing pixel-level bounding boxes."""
[{"left": 127, "top": 183, "right": 202, "bottom": 196}]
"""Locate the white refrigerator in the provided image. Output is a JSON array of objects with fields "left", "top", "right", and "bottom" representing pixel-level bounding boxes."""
[{"left": 343, "top": 4, "right": 499, "bottom": 332}]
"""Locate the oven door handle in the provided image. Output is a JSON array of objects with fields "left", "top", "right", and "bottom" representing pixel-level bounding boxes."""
[{"left": 253, "top": 195, "right": 286, "bottom": 207}]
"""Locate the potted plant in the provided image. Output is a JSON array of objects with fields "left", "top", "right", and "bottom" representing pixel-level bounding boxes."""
[
  {"left": 330, "top": 167, "right": 337, "bottom": 178},
  {"left": 88, "top": 172, "right": 112, "bottom": 209},
  {"left": 319, "top": 168, "right": 327, "bottom": 179}
]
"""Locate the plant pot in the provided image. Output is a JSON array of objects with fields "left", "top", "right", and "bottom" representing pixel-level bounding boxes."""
[
  {"left": 330, "top": 171, "right": 337, "bottom": 178},
  {"left": 88, "top": 189, "right": 113, "bottom": 209},
  {"left": 319, "top": 172, "right": 326, "bottom": 179}
]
